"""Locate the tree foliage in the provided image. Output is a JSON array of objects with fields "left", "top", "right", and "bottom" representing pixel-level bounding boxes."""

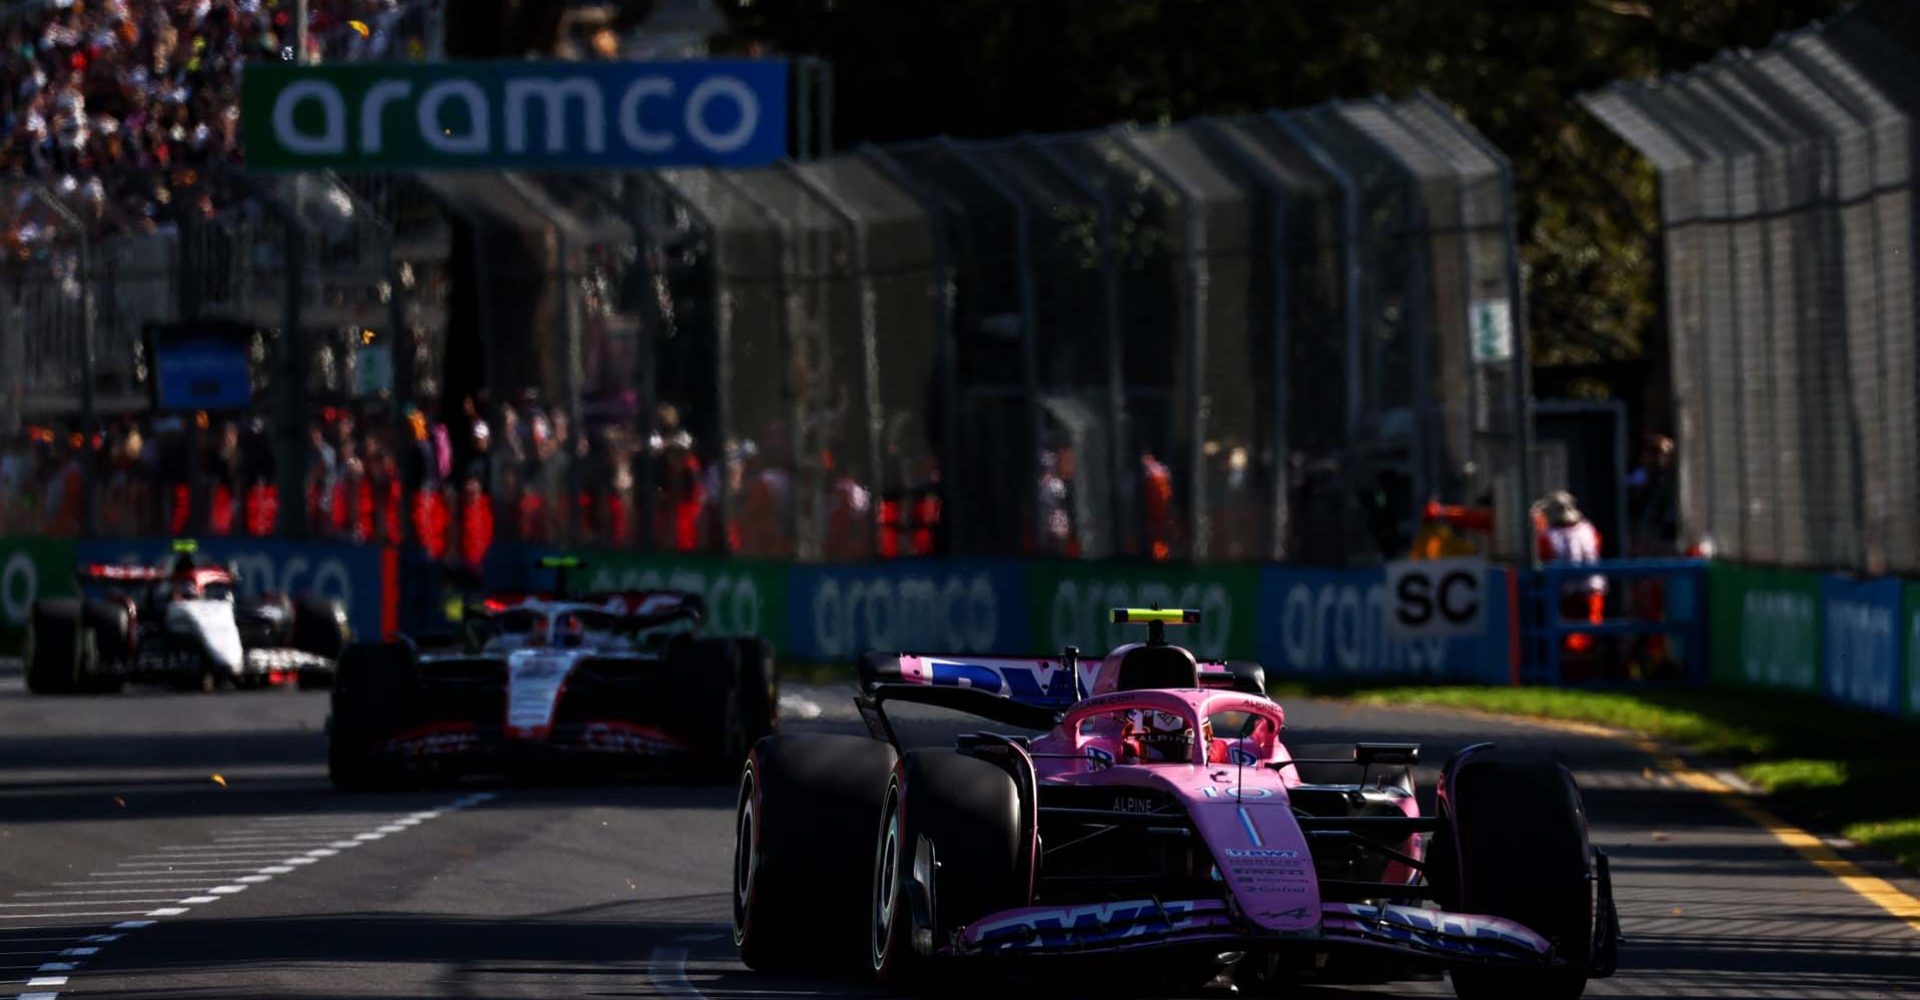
[{"left": 717, "top": 0, "right": 1847, "bottom": 401}]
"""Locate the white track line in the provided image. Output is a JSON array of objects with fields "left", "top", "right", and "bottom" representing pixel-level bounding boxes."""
[
  {"left": 96, "top": 869, "right": 266, "bottom": 876},
  {"left": 646, "top": 947, "right": 704, "bottom": 999},
  {"left": 3, "top": 791, "right": 500, "bottom": 999},
  {"left": 52, "top": 880, "right": 223, "bottom": 887},
  {"left": 15, "top": 891, "right": 208, "bottom": 898},
  {"left": 140, "top": 840, "right": 324, "bottom": 848},
  {"left": 0, "top": 912, "right": 152, "bottom": 921},
  {"left": 114, "top": 860, "right": 277, "bottom": 868}
]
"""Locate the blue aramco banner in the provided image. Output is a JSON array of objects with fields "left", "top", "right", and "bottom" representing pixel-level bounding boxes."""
[
  {"left": 1255, "top": 565, "right": 1511, "bottom": 683},
  {"left": 1821, "top": 575, "right": 1905, "bottom": 716},
  {"left": 243, "top": 59, "right": 789, "bottom": 171}
]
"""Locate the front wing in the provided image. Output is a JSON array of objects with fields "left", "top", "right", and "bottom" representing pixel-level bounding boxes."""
[
  {"left": 954, "top": 898, "right": 1558, "bottom": 967},
  {"left": 363, "top": 718, "right": 697, "bottom": 765}
]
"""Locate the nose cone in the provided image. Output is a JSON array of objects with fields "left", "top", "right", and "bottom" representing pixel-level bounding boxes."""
[{"left": 168, "top": 601, "right": 245, "bottom": 675}]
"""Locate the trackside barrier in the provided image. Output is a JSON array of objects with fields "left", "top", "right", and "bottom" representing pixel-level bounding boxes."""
[
  {"left": 1520, "top": 559, "right": 1708, "bottom": 687},
  {"left": 483, "top": 546, "right": 1513, "bottom": 681},
  {"left": 0, "top": 534, "right": 1906, "bottom": 719}
]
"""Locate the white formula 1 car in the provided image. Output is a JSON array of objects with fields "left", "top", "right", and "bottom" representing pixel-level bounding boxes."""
[{"left": 25, "top": 541, "right": 348, "bottom": 694}]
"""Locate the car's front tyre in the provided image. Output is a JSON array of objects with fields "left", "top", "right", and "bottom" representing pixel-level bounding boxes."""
[
  {"left": 1435, "top": 753, "right": 1594, "bottom": 1000},
  {"left": 871, "top": 749, "right": 1025, "bottom": 990},
  {"left": 327, "top": 642, "right": 419, "bottom": 793},
  {"left": 732, "top": 733, "right": 897, "bottom": 973}
]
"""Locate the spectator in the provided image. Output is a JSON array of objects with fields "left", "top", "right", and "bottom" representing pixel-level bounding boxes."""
[
  {"left": 1535, "top": 489, "right": 1607, "bottom": 666},
  {"left": 1627, "top": 433, "right": 1678, "bottom": 556}
]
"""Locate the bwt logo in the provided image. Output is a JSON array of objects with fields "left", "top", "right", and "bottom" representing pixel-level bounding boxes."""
[
  {"left": 923, "top": 658, "right": 1078, "bottom": 706},
  {"left": 973, "top": 899, "right": 1196, "bottom": 950},
  {"left": 811, "top": 574, "right": 999, "bottom": 658},
  {"left": 1279, "top": 581, "right": 1448, "bottom": 674}
]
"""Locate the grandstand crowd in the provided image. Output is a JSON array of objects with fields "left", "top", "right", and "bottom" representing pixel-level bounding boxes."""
[{"left": 1, "top": 0, "right": 427, "bottom": 247}]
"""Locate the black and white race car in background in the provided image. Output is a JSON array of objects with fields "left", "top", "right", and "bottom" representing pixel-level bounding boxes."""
[
  {"left": 26, "top": 542, "right": 349, "bottom": 694},
  {"left": 325, "top": 558, "right": 777, "bottom": 790}
]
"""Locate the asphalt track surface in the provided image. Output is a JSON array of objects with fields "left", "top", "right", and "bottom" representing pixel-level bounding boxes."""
[{"left": 1, "top": 661, "right": 1917, "bottom": 999}]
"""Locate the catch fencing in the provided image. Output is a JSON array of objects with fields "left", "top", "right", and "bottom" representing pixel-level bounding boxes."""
[
  {"left": 1583, "top": 1, "right": 1920, "bottom": 575},
  {"left": 3, "top": 91, "right": 1533, "bottom": 570}
]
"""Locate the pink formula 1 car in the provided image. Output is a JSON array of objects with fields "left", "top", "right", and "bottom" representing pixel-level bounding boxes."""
[{"left": 731, "top": 609, "right": 1619, "bottom": 998}]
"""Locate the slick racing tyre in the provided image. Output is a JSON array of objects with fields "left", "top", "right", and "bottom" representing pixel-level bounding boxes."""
[
  {"left": 327, "top": 642, "right": 419, "bottom": 793},
  {"left": 77, "top": 599, "right": 128, "bottom": 694},
  {"left": 25, "top": 600, "right": 83, "bottom": 694},
  {"left": 733, "top": 734, "right": 899, "bottom": 973},
  {"left": 740, "top": 637, "right": 778, "bottom": 744},
  {"left": 1435, "top": 753, "right": 1594, "bottom": 1000},
  {"left": 292, "top": 596, "right": 348, "bottom": 662},
  {"left": 872, "top": 749, "right": 1025, "bottom": 990},
  {"left": 681, "top": 636, "right": 761, "bottom": 779}
]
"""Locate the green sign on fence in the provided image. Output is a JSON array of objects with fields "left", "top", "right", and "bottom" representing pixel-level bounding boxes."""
[
  {"left": 576, "top": 550, "right": 787, "bottom": 652},
  {"left": 0, "top": 537, "right": 76, "bottom": 650},
  {"left": 1028, "top": 562, "right": 1259, "bottom": 662},
  {"left": 1707, "top": 563, "right": 1821, "bottom": 693}
]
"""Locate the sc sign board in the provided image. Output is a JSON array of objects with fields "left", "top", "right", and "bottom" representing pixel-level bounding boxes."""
[
  {"left": 1385, "top": 558, "right": 1487, "bottom": 640},
  {"left": 242, "top": 60, "right": 787, "bottom": 171}
]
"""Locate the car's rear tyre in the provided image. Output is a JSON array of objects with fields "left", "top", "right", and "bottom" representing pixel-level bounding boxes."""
[
  {"left": 328, "top": 642, "right": 419, "bottom": 793},
  {"left": 25, "top": 601, "right": 82, "bottom": 694},
  {"left": 1437, "top": 753, "right": 1593, "bottom": 1000},
  {"left": 682, "top": 636, "right": 759, "bottom": 779},
  {"left": 733, "top": 734, "right": 899, "bottom": 974},
  {"left": 292, "top": 596, "right": 348, "bottom": 661},
  {"left": 81, "top": 599, "right": 131, "bottom": 693},
  {"left": 740, "top": 637, "right": 778, "bottom": 744},
  {"left": 872, "top": 749, "right": 1025, "bottom": 990}
]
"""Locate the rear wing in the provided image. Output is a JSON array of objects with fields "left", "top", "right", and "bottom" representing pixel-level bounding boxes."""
[
  {"left": 76, "top": 564, "right": 167, "bottom": 584},
  {"left": 859, "top": 652, "right": 1098, "bottom": 710},
  {"left": 587, "top": 591, "right": 707, "bottom": 625},
  {"left": 463, "top": 592, "right": 704, "bottom": 636},
  {"left": 859, "top": 650, "right": 1264, "bottom": 712}
]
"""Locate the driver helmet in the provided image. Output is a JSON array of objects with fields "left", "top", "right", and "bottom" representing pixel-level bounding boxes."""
[
  {"left": 1121, "top": 708, "right": 1198, "bottom": 763},
  {"left": 556, "top": 613, "right": 587, "bottom": 648}
]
